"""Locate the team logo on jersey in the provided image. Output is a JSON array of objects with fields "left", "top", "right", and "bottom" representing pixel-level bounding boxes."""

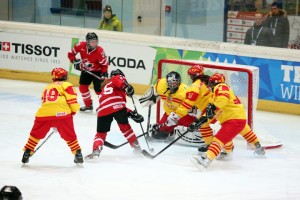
[{"left": 0, "top": 42, "right": 10, "bottom": 51}]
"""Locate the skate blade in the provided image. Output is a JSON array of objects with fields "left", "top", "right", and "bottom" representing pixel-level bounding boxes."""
[
  {"left": 190, "top": 156, "right": 207, "bottom": 171},
  {"left": 84, "top": 155, "right": 100, "bottom": 162},
  {"left": 76, "top": 163, "right": 84, "bottom": 168}
]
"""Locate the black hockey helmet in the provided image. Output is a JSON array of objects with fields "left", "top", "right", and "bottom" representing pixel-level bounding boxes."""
[
  {"left": 0, "top": 185, "right": 22, "bottom": 200},
  {"left": 166, "top": 71, "right": 181, "bottom": 94},
  {"left": 110, "top": 69, "right": 125, "bottom": 78},
  {"left": 86, "top": 32, "right": 98, "bottom": 50}
]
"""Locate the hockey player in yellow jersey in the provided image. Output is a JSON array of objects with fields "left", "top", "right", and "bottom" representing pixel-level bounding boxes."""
[
  {"left": 140, "top": 71, "right": 198, "bottom": 139},
  {"left": 184, "top": 65, "right": 214, "bottom": 150},
  {"left": 22, "top": 68, "right": 84, "bottom": 165},
  {"left": 190, "top": 73, "right": 265, "bottom": 170}
]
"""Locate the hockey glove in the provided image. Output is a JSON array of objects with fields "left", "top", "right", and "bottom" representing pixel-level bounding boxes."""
[
  {"left": 73, "top": 59, "right": 82, "bottom": 71},
  {"left": 206, "top": 103, "right": 216, "bottom": 119},
  {"left": 100, "top": 72, "right": 108, "bottom": 80},
  {"left": 139, "top": 86, "right": 160, "bottom": 107},
  {"left": 188, "top": 116, "right": 208, "bottom": 131},
  {"left": 125, "top": 84, "right": 134, "bottom": 97},
  {"left": 166, "top": 112, "right": 180, "bottom": 127},
  {"left": 128, "top": 110, "right": 144, "bottom": 123}
]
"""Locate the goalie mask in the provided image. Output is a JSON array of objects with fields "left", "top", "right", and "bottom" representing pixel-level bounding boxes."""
[
  {"left": 166, "top": 71, "right": 181, "bottom": 94},
  {"left": 86, "top": 32, "right": 98, "bottom": 51},
  {"left": 51, "top": 68, "right": 68, "bottom": 81}
]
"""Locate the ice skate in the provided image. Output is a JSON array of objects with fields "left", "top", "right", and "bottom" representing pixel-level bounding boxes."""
[
  {"left": 84, "top": 147, "right": 102, "bottom": 162},
  {"left": 80, "top": 105, "right": 93, "bottom": 112},
  {"left": 74, "top": 149, "right": 84, "bottom": 165},
  {"left": 131, "top": 141, "right": 142, "bottom": 155},
  {"left": 190, "top": 154, "right": 211, "bottom": 171},
  {"left": 254, "top": 142, "right": 265, "bottom": 156},
  {"left": 216, "top": 150, "right": 232, "bottom": 160},
  {"left": 198, "top": 145, "right": 208, "bottom": 156},
  {"left": 21, "top": 148, "right": 32, "bottom": 164}
]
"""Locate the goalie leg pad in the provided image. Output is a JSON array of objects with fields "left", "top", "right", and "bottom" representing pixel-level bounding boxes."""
[{"left": 139, "top": 86, "right": 160, "bottom": 107}]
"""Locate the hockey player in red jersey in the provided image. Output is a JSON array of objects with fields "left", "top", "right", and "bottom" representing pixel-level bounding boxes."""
[
  {"left": 84, "top": 69, "right": 144, "bottom": 161},
  {"left": 22, "top": 68, "right": 84, "bottom": 165},
  {"left": 68, "top": 32, "right": 109, "bottom": 112},
  {"left": 190, "top": 73, "right": 265, "bottom": 170}
]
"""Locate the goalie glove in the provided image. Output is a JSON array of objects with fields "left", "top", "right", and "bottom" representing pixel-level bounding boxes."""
[
  {"left": 206, "top": 103, "right": 216, "bottom": 119},
  {"left": 166, "top": 112, "right": 180, "bottom": 127},
  {"left": 139, "top": 86, "right": 160, "bottom": 107},
  {"left": 128, "top": 110, "right": 144, "bottom": 123},
  {"left": 73, "top": 59, "right": 82, "bottom": 71},
  {"left": 188, "top": 116, "right": 208, "bottom": 131}
]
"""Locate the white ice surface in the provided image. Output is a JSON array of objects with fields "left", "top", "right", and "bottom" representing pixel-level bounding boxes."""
[{"left": 0, "top": 79, "right": 300, "bottom": 200}]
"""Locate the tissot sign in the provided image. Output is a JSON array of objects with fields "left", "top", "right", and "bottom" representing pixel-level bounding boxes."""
[{"left": 0, "top": 32, "right": 71, "bottom": 71}]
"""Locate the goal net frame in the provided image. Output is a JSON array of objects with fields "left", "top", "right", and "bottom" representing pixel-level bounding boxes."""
[
  {"left": 156, "top": 59, "right": 282, "bottom": 149},
  {"left": 157, "top": 59, "right": 258, "bottom": 129}
]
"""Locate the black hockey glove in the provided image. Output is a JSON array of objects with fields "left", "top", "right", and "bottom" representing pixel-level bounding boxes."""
[
  {"left": 188, "top": 116, "right": 208, "bottom": 131},
  {"left": 206, "top": 103, "right": 216, "bottom": 119},
  {"left": 100, "top": 72, "right": 108, "bottom": 79},
  {"left": 128, "top": 110, "right": 144, "bottom": 123},
  {"left": 125, "top": 84, "right": 134, "bottom": 97},
  {"left": 73, "top": 59, "right": 82, "bottom": 71}
]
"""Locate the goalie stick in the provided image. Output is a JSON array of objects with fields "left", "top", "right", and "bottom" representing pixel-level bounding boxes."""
[
  {"left": 142, "top": 116, "right": 208, "bottom": 159},
  {"left": 104, "top": 132, "right": 148, "bottom": 149}
]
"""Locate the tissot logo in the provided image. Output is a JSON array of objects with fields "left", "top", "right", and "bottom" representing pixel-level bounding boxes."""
[
  {"left": 0, "top": 42, "right": 11, "bottom": 51},
  {"left": 0, "top": 41, "right": 60, "bottom": 57},
  {"left": 108, "top": 56, "right": 146, "bottom": 70}
]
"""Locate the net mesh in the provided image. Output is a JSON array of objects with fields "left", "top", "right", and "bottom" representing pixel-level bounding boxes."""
[{"left": 157, "top": 59, "right": 259, "bottom": 129}]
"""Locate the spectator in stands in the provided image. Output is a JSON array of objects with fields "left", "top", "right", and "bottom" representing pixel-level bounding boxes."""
[
  {"left": 244, "top": 13, "right": 273, "bottom": 47},
  {"left": 98, "top": 5, "right": 123, "bottom": 32},
  {"left": 263, "top": 2, "right": 290, "bottom": 48}
]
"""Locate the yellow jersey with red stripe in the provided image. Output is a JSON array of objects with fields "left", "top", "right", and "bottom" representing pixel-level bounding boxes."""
[
  {"left": 176, "top": 79, "right": 212, "bottom": 118},
  {"left": 35, "top": 81, "right": 80, "bottom": 120},
  {"left": 155, "top": 78, "right": 188, "bottom": 115},
  {"left": 210, "top": 83, "right": 246, "bottom": 123}
]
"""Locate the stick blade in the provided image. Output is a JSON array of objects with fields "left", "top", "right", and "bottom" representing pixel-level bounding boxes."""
[{"left": 141, "top": 149, "right": 155, "bottom": 159}]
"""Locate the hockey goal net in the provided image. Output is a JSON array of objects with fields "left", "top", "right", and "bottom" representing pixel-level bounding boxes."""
[{"left": 156, "top": 59, "right": 282, "bottom": 149}]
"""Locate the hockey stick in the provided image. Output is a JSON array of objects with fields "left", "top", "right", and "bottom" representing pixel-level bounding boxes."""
[
  {"left": 146, "top": 65, "right": 155, "bottom": 136},
  {"left": 142, "top": 116, "right": 208, "bottom": 159},
  {"left": 104, "top": 131, "right": 148, "bottom": 149},
  {"left": 130, "top": 96, "right": 154, "bottom": 152},
  {"left": 82, "top": 69, "right": 106, "bottom": 80},
  {"left": 31, "top": 129, "right": 56, "bottom": 157}
]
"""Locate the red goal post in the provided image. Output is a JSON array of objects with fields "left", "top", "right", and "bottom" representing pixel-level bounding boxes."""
[{"left": 157, "top": 59, "right": 259, "bottom": 129}]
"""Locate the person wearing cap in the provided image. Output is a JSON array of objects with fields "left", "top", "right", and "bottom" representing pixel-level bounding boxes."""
[{"left": 98, "top": 5, "right": 123, "bottom": 31}]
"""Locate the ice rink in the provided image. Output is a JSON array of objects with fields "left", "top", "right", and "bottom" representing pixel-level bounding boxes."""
[{"left": 0, "top": 78, "right": 300, "bottom": 200}]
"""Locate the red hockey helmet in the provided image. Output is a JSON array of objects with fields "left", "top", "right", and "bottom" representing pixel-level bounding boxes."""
[
  {"left": 51, "top": 68, "right": 68, "bottom": 81},
  {"left": 188, "top": 65, "right": 204, "bottom": 82},
  {"left": 208, "top": 73, "right": 225, "bottom": 87}
]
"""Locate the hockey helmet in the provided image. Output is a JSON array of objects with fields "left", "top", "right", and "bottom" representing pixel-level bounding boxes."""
[
  {"left": 208, "top": 73, "right": 225, "bottom": 88},
  {"left": 0, "top": 185, "right": 22, "bottom": 200},
  {"left": 86, "top": 32, "right": 98, "bottom": 51},
  {"left": 110, "top": 69, "right": 125, "bottom": 78},
  {"left": 166, "top": 71, "right": 181, "bottom": 94},
  {"left": 188, "top": 65, "right": 204, "bottom": 82},
  {"left": 51, "top": 68, "right": 68, "bottom": 81}
]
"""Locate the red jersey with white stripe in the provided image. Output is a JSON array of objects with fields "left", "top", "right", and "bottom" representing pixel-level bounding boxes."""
[
  {"left": 97, "top": 75, "right": 127, "bottom": 116},
  {"left": 67, "top": 41, "right": 108, "bottom": 73}
]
